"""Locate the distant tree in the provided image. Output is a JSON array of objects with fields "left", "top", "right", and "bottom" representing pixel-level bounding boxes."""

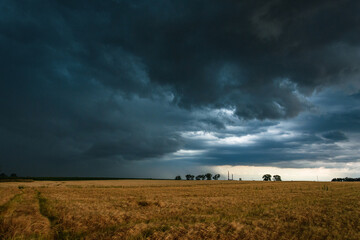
[
  {"left": 273, "top": 175, "right": 282, "bottom": 181},
  {"left": 205, "top": 173, "right": 212, "bottom": 180},
  {"left": 213, "top": 174, "right": 220, "bottom": 180},
  {"left": 10, "top": 173, "right": 17, "bottom": 178},
  {"left": 175, "top": 175, "right": 181, "bottom": 180},
  {"left": 0, "top": 173, "right": 7, "bottom": 178},
  {"left": 185, "top": 174, "right": 195, "bottom": 180},
  {"left": 196, "top": 174, "right": 206, "bottom": 180},
  {"left": 262, "top": 174, "right": 271, "bottom": 181},
  {"left": 331, "top": 177, "right": 360, "bottom": 182}
]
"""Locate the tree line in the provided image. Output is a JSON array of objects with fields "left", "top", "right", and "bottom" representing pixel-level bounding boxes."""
[
  {"left": 331, "top": 177, "right": 360, "bottom": 182},
  {"left": 175, "top": 173, "right": 220, "bottom": 180},
  {"left": 175, "top": 173, "right": 283, "bottom": 181},
  {"left": 0, "top": 173, "right": 17, "bottom": 178}
]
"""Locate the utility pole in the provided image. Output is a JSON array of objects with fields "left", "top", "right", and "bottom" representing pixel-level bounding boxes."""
[
  {"left": 232, "top": 174, "right": 233, "bottom": 180},
  {"left": 228, "top": 171, "right": 229, "bottom": 180}
]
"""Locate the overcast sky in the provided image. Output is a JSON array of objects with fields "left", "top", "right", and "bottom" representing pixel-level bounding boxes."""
[{"left": 1, "top": 0, "right": 360, "bottom": 180}]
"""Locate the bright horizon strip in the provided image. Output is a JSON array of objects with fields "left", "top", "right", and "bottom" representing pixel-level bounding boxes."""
[{"left": 209, "top": 164, "right": 360, "bottom": 181}]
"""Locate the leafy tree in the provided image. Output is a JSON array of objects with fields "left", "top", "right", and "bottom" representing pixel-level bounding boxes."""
[
  {"left": 262, "top": 174, "right": 271, "bottom": 181},
  {"left": 213, "top": 174, "right": 220, "bottom": 180},
  {"left": 175, "top": 175, "right": 181, "bottom": 180},
  {"left": 185, "top": 174, "right": 195, "bottom": 180},
  {"left": 205, "top": 173, "right": 212, "bottom": 180},
  {"left": 10, "top": 173, "right": 17, "bottom": 178},
  {"left": 273, "top": 175, "right": 282, "bottom": 181},
  {"left": 196, "top": 174, "right": 206, "bottom": 180},
  {"left": 0, "top": 173, "right": 7, "bottom": 178}
]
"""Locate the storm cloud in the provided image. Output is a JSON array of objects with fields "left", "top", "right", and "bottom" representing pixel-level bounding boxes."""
[{"left": 1, "top": 0, "right": 360, "bottom": 177}]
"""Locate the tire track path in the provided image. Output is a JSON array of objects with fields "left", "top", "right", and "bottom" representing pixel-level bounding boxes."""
[{"left": 0, "top": 188, "right": 51, "bottom": 239}]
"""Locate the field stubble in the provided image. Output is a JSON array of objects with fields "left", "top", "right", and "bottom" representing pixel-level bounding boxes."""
[{"left": 0, "top": 180, "right": 359, "bottom": 239}]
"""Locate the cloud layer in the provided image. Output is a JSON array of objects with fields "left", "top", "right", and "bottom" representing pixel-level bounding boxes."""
[{"left": 1, "top": 0, "right": 360, "bottom": 177}]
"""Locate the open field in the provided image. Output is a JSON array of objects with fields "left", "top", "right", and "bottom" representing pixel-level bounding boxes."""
[{"left": 1, "top": 180, "right": 360, "bottom": 239}]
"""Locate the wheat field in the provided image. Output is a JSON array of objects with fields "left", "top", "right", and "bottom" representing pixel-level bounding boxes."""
[{"left": 0, "top": 180, "right": 359, "bottom": 240}]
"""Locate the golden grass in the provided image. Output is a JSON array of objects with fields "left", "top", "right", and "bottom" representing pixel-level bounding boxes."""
[
  {"left": 0, "top": 180, "right": 360, "bottom": 239},
  {"left": 0, "top": 186, "right": 20, "bottom": 206},
  {"left": 0, "top": 188, "right": 51, "bottom": 240}
]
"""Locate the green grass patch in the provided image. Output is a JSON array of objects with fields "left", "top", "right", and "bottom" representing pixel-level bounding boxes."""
[{"left": 37, "top": 191, "right": 57, "bottom": 225}]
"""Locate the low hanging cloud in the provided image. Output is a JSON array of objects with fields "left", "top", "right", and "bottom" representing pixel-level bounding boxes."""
[{"left": 322, "top": 131, "right": 348, "bottom": 142}]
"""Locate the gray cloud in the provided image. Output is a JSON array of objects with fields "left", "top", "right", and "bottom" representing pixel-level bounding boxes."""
[
  {"left": 322, "top": 131, "right": 348, "bottom": 142},
  {"left": 4, "top": 0, "right": 359, "bottom": 117},
  {"left": 1, "top": 0, "right": 360, "bottom": 176}
]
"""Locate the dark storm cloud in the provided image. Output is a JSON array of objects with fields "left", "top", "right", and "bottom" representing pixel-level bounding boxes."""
[
  {"left": 322, "top": 131, "right": 348, "bottom": 142},
  {"left": 178, "top": 88, "right": 360, "bottom": 167},
  {"left": 103, "top": 0, "right": 360, "bottom": 118},
  {"left": 352, "top": 91, "right": 360, "bottom": 99},
  {"left": 3, "top": 0, "right": 359, "bottom": 115},
  {"left": 181, "top": 128, "right": 327, "bottom": 166},
  {"left": 179, "top": 124, "right": 356, "bottom": 168},
  {"left": 1, "top": 0, "right": 360, "bottom": 176},
  {"left": 293, "top": 110, "right": 360, "bottom": 133}
]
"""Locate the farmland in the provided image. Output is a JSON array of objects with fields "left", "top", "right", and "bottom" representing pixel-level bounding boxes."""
[{"left": 0, "top": 180, "right": 359, "bottom": 239}]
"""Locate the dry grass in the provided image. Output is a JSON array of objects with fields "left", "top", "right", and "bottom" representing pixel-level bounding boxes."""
[
  {"left": 0, "top": 186, "right": 20, "bottom": 206},
  {"left": 0, "top": 188, "right": 51, "bottom": 240},
  {"left": 0, "top": 180, "right": 360, "bottom": 239}
]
